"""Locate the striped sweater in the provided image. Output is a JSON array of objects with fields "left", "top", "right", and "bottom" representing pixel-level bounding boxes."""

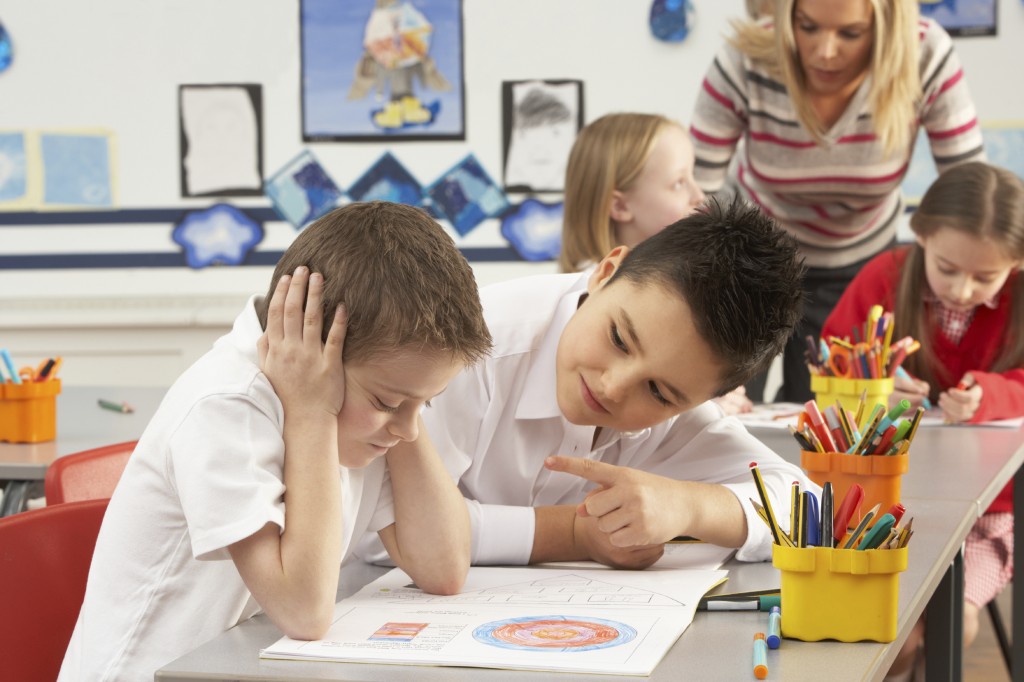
[{"left": 690, "top": 18, "right": 984, "bottom": 269}]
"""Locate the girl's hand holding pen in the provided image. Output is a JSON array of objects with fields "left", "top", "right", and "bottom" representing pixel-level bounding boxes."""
[
  {"left": 938, "top": 373, "right": 982, "bottom": 423},
  {"left": 892, "top": 368, "right": 932, "bottom": 411}
]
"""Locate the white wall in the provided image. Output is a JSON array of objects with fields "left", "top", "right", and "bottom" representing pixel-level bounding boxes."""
[{"left": 1, "top": 0, "right": 1022, "bottom": 385}]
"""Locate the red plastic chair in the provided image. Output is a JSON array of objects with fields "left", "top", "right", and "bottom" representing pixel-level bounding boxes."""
[
  {"left": 44, "top": 440, "right": 137, "bottom": 506},
  {"left": 0, "top": 498, "right": 109, "bottom": 682}
]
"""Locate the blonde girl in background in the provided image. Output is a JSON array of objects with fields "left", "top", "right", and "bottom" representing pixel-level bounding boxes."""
[
  {"left": 559, "top": 112, "right": 752, "bottom": 415},
  {"left": 692, "top": 0, "right": 984, "bottom": 403},
  {"left": 823, "top": 162, "right": 1024, "bottom": 679}
]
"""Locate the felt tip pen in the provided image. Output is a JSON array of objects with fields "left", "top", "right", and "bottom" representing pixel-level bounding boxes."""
[
  {"left": 767, "top": 606, "right": 782, "bottom": 649},
  {"left": 698, "top": 594, "right": 781, "bottom": 612},
  {"left": 753, "top": 633, "right": 768, "bottom": 679},
  {"left": 0, "top": 348, "right": 21, "bottom": 385},
  {"left": 98, "top": 399, "right": 135, "bottom": 414}
]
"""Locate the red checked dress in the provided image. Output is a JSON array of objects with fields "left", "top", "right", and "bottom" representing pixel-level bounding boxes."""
[{"left": 823, "top": 245, "right": 1023, "bottom": 605}]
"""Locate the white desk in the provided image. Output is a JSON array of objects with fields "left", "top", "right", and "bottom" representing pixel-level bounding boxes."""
[
  {"left": 0, "top": 385, "right": 166, "bottom": 513},
  {"left": 157, "top": 497, "right": 976, "bottom": 682}
]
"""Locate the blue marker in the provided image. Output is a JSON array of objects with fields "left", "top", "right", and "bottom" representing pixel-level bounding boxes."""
[
  {"left": 767, "top": 606, "right": 782, "bottom": 649},
  {"left": 0, "top": 348, "right": 20, "bottom": 385},
  {"left": 805, "top": 492, "right": 820, "bottom": 547},
  {"left": 753, "top": 633, "right": 768, "bottom": 679},
  {"left": 894, "top": 366, "right": 933, "bottom": 410}
]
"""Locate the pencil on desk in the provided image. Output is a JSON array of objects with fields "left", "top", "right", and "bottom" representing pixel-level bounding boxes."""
[{"left": 98, "top": 399, "right": 135, "bottom": 414}]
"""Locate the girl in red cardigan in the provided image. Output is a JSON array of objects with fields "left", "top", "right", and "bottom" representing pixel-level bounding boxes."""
[{"left": 823, "top": 161, "right": 1024, "bottom": 680}]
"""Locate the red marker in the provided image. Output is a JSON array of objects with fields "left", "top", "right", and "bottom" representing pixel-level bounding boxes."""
[{"left": 832, "top": 483, "right": 865, "bottom": 546}]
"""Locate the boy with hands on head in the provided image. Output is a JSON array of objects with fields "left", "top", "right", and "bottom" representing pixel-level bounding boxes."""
[
  {"left": 59, "top": 202, "right": 491, "bottom": 681},
  {"left": 362, "top": 197, "right": 818, "bottom": 570}
]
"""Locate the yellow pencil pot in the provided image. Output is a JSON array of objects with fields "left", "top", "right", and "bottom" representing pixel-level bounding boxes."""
[
  {"left": 0, "top": 380, "right": 61, "bottom": 443},
  {"left": 772, "top": 544, "right": 908, "bottom": 642},
  {"left": 811, "top": 375, "right": 894, "bottom": 427},
  {"left": 801, "top": 450, "right": 908, "bottom": 527}
]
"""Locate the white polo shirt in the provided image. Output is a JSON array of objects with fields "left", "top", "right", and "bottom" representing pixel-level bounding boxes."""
[
  {"left": 423, "top": 272, "right": 816, "bottom": 564},
  {"left": 59, "top": 297, "right": 394, "bottom": 682}
]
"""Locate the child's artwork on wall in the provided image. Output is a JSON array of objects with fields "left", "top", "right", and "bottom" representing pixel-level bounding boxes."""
[
  {"left": 40, "top": 130, "right": 115, "bottom": 208},
  {"left": 301, "top": 0, "right": 465, "bottom": 141},
  {"left": 500, "top": 198, "right": 563, "bottom": 261},
  {"left": 0, "top": 131, "right": 30, "bottom": 208},
  {"left": 918, "top": 0, "right": 996, "bottom": 37},
  {"left": 902, "top": 122, "right": 1024, "bottom": 207},
  {"left": 648, "top": 0, "right": 696, "bottom": 43},
  {"left": 501, "top": 80, "right": 583, "bottom": 193},
  {"left": 0, "top": 19, "right": 12, "bottom": 73},
  {"left": 347, "top": 152, "right": 424, "bottom": 206},
  {"left": 264, "top": 150, "right": 345, "bottom": 229},
  {"left": 179, "top": 84, "right": 263, "bottom": 197},
  {"left": 425, "top": 154, "right": 509, "bottom": 236},
  {"left": 172, "top": 203, "right": 264, "bottom": 269}
]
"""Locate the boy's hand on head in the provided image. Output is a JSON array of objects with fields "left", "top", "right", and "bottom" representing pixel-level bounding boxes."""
[
  {"left": 545, "top": 456, "right": 685, "bottom": 554},
  {"left": 257, "top": 266, "right": 347, "bottom": 419},
  {"left": 938, "top": 374, "right": 982, "bottom": 423},
  {"left": 892, "top": 373, "right": 931, "bottom": 410}
]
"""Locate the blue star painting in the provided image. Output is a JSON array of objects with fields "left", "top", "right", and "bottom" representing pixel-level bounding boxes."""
[
  {"left": 173, "top": 204, "right": 264, "bottom": 269},
  {"left": 0, "top": 19, "right": 12, "bottom": 73},
  {"left": 425, "top": 154, "right": 509, "bottom": 236},
  {"left": 264, "top": 150, "right": 344, "bottom": 229},
  {"left": 649, "top": 0, "right": 695, "bottom": 43},
  {"left": 501, "top": 199, "right": 563, "bottom": 262},
  {"left": 347, "top": 152, "right": 424, "bottom": 206}
]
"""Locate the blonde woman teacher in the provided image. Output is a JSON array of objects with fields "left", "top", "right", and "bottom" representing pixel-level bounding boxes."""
[{"left": 691, "top": 0, "right": 984, "bottom": 402}]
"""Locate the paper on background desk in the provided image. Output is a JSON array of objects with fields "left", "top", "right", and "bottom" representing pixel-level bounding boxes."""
[
  {"left": 261, "top": 566, "right": 727, "bottom": 676},
  {"left": 737, "top": 402, "right": 1024, "bottom": 430}
]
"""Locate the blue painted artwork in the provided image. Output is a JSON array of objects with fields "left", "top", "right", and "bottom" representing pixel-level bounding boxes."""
[
  {"left": 347, "top": 152, "right": 423, "bottom": 206},
  {"left": 172, "top": 204, "right": 264, "bottom": 269},
  {"left": 425, "top": 154, "right": 509, "bottom": 236},
  {"left": 264, "top": 150, "right": 344, "bottom": 229},
  {"left": 649, "top": 0, "right": 695, "bottom": 43},
  {"left": 501, "top": 198, "right": 563, "bottom": 262},
  {"left": 918, "top": 0, "right": 996, "bottom": 36},
  {"left": 0, "top": 20, "right": 12, "bottom": 73},
  {"left": 40, "top": 133, "right": 113, "bottom": 207},
  {"left": 301, "top": 0, "right": 465, "bottom": 141},
  {"left": 0, "top": 132, "right": 27, "bottom": 202},
  {"left": 903, "top": 125, "right": 1024, "bottom": 205}
]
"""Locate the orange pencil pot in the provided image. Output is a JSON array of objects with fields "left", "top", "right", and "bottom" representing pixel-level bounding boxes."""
[
  {"left": 0, "top": 379, "right": 61, "bottom": 443},
  {"left": 811, "top": 375, "right": 893, "bottom": 426},
  {"left": 772, "top": 544, "right": 908, "bottom": 642},
  {"left": 801, "top": 449, "right": 908, "bottom": 527}
]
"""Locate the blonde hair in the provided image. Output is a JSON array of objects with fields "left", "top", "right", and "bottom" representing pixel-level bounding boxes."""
[
  {"left": 558, "top": 113, "right": 676, "bottom": 273},
  {"left": 895, "top": 163, "right": 1024, "bottom": 389},
  {"left": 730, "top": 0, "right": 921, "bottom": 155}
]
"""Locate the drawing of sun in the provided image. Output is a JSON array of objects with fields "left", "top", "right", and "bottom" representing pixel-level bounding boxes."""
[{"left": 473, "top": 615, "right": 636, "bottom": 652}]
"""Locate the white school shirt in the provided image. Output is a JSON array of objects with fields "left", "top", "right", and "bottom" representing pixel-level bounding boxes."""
[
  {"left": 424, "top": 272, "right": 816, "bottom": 564},
  {"left": 59, "top": 296, "right": 393, "bottom": 682}
]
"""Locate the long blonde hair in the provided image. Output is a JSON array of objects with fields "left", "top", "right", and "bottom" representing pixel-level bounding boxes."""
[
  {"left": 730, "top": 0, "right": 921, "bottom": 155},
  {"left": 559, "top": 113, "right": 675, "bottom": 273},
  {"left": 895, "top": 163, "right": 1024, "bottom": 389}
]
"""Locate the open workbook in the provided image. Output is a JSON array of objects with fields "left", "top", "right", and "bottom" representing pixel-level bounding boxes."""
[{"left": 261, "top": 565, "right": 727, "bottom": 676}]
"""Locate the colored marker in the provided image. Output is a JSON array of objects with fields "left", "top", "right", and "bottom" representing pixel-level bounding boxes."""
[
  {"left": 804, "top": 491, "right": 820, "bottom": 547},
  {"left": 767, "top": 606, "right": 782, "bottom": 649},
  {"left": 0, "top": 348, "right": 21, "bottom": 384},
  {"left": 833, "top": 483, "right": 865, "bottom": 546},
  {"left": 753, "top": 633, "right": 768, "bottom": 679},
  {"left": 820, "top": 482, "right": 834, "bottom": 548},
  {"left": 98, "top": 399, "right": 134, "bottom": 414},
  {"left": 698, "top": 594, "right": 781, "bottom": 612},
  {"left": 858, "top": 513, "right": 897, "bottom": 550}
]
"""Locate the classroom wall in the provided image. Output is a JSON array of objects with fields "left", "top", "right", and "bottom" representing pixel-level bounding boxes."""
[{"left": 2, "top": 0, "right": 1022, "bottom": 386}]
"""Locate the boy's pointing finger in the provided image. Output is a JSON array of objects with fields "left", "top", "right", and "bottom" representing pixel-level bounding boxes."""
[{"left": 545, "top": 456, "right": 620, "bottom": 485}]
